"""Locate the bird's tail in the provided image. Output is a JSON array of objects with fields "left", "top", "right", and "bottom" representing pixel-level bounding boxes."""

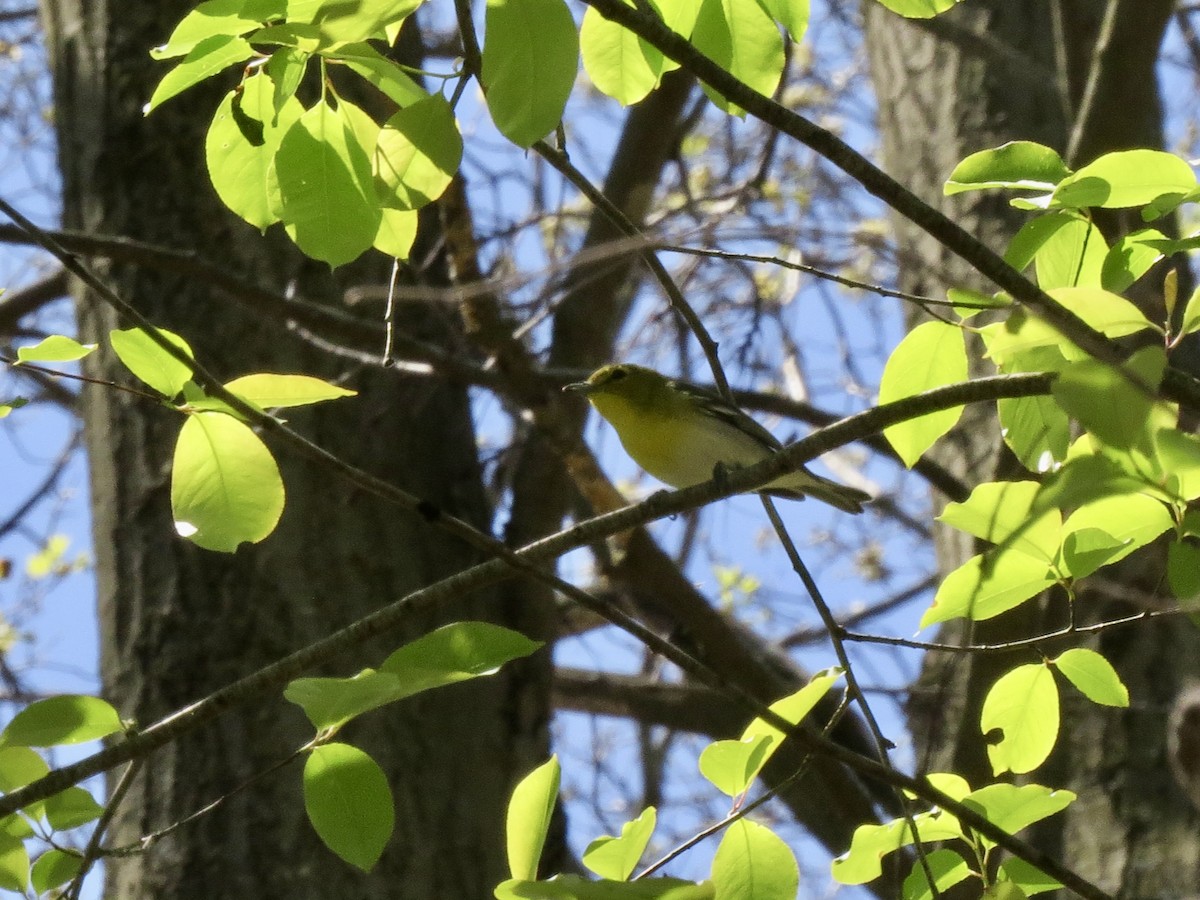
[{"left": 764, "top": 472, "right": 872, "bottom": 514}]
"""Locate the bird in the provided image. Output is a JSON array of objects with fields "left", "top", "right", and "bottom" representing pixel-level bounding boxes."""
[{"left": 564, "top": 363, "right": 871, "bottom": 514}]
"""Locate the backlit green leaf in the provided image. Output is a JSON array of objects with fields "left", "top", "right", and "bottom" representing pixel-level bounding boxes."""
[
  {"left": 110, "top": 326, "right": 195, "bottom": 398},
  {"left": 171, "top": 411, "right": 285, "bottom": 552},
  {"left": 879, "top": 320, "right": 967, "bottom": 466},
  {"left": 1102, "top": 229, "right": 1166, "bottom": 293},
  {"left": 712, "top": 819, "right": 797, "bottom": 900},
  {"left": 1052, "top": 346, "right": 1166, "bottom": 449},
  {"left": 583, "top": 807, "right": 656, "bottom": 881},
  {"left": 699, "top": 736, "right": 774, "bottom": 797},
  {"left": 1, "top": 695, "right": 122, "bottom": 747},
  {"left": 962, "top": 782, "right": 1074, "bottom": 839},
  {"left": 42, "top": 786, "right": 104, "bottom": 831},
  {"left": 692, "top": 0, "right": 784, "bottom": 116},
  {"left": 303, "top": 742, "right": 394, "bottom": 871},
  {"left": 581, "top": 3, "right": 666, "bottom": 106},
  {"left": 482, "top": 0, "right": 579, "bottom": 147},
  {"left": 494, "top": 874, "right": 714, "bottom": 898},
  {"left": 1052, "top": 149, "right": 1197, "bottom": 210},
  {"left": 224, "top": 373, "right": 356, "bottom": 408},
  {"left": 1168, "top": 541, "right": 1200, "bottom": 599},
  {"left": 831, "top": 812, "right": 962, "bottom": 885},
  {"left": 1053, "top": 648, "right": 1128, "bottom": 707},
  {"left": 507, "top": 756, "right": 560, "bottom": 880},
  {"left": 901, "top": 848, "right": 972, "bottom": 900},
  {"left": 374, "top": 94, "right": 462, "bottom": 209},
  {"left": 30, "top": 848, "right": 81, "bottom": 896},
  {"left": 946, "top": 141, "right": 1069, "bottom": 196},
  {"left": 937, "top": 481, "right": 1060, "bottom": 562},
  {"left": 980, "top": 663, "right": 1058, "bottom": 775},
  {"left": 14, "top": 335, "right": 96, "bottom": 364},
  {"left": 921, "top": 548, "right": 1056, "bottom": 628},
  {"left": 146, "top": 34, "right": 254, "bottom": 114},
  {"left": 871, "top": 0, "right": 961, "bottom": 18}
]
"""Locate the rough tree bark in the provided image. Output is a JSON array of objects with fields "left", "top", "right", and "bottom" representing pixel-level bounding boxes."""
[
  {"left": 39, "top": 2, "right": 555, "bottom": 896},
  {"left": 866, "top": 0, "right": 1200, "bottom": 894}
]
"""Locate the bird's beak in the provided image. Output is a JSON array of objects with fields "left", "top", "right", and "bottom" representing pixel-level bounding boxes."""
[{"left": 563, "top": 381, "right": 594, "bottom": 394}]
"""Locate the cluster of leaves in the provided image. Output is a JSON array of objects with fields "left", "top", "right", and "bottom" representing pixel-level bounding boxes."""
[
  {"left": 13, "top": 328, "right": 354, "bottom": 552},
  {"left": 147, "top": 0, "right": 964, "bottom": 267}
]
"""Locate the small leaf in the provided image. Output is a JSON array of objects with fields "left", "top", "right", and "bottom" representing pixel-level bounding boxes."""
[
  {"left": 937, "top": 480, "right": 1060, "bottom": 561},
  {"left": 146, "top": 34, "right": 254, "bottom": 114},
  {"left": 1052, "top": 648, "right": 1128, "bottom": 707},
  {"left": 374, "top": 94, "right": 463, "bottom": 209},
  {"left": 921, "top": 548, "right": 1056, "bottom": 628},
  {"left": 1060, "top": 492, "right": 1173, "bottom": 570},
  {"left": 1180, "top": 286, "right": 1200, "bottom": 338},
  {"left": 698, "top": 736, "right": 773, "bottom": 797},
  {"left": 286, "top": 670, "right": 409, "bottom": 731},
  {"left": 332, "top": 42, "right": 427, "bottom": 108},
  {"left": 30, "top": 848, "right": 82, "bottom": 895},
  {"left": 303, "top": 742, "right": 394, "bottom": 871},
  {"left": 1, "top": 695, "right": 122, "bottom": 747},
  {"left": 0, "top": 747, "right": 49, "bottom": 791},
  {"left": 224, "top": 373, "right": 357, "bottom": 408},
  {"left": 171, "top": 411, "right": 285, "bottom": 552},
  {"left": 831, "top": 812, "right": 962, "bottom": 885},
  {"left": 482, "top": 0, "right": 579, "bottom": 147},
  {"left": 1051, "top": 149, "right": 1197, "bottom": 210},
  {"left": 879, "top": 320, "right": 967, "bottom": 466},
  {"left": 945, "top": 141, "right": 1069, "bottom": 196},
  {"left": 1102, "top": 229, "right": 1166, "bottom": 293},
  {"left": 961, "top": 782, "right": 1075, "bottom": 838},
  {"left": 0, "top": 831, "right": 28, "bottom": 893},
  {"left": 998, "top": 856, "right": 1062, "bottom": 896},
  {"left": 980, "top": 663, "right": 1059, "bottom": 775},
  {"left": 901, "top": 848, "right": 973, "bottom": 900},
  {"left": 1169, "top": 541, "right": 1200, "bottom": 599},
  {"left": 1052, "top": 346, "right": 1167, "bottom": 449},
  {"left": 711, "top": 819, "right": 798, "bottom": 900},
  {"left": 150, "top": 0, "right": 265, "bottom": 59},
  {"left": 691, "top": 0, "right": 784, "bottom": 116},
  {"left": 42, "top": 787, "right": 104, "bottom": 831},
  {"left": 275, "top": 99, "right": 381, "bottom": 266},
  {"left": 15, "top": 335, "right": 96, "bottom": 364},
  {"left": 374, "top": 207, "right": 419, "bottom": 259},
  {"left": 380, "top": 621, "right": 543, "bottom": 681},
  {"left": 580, "top": 2, "right": 666, "bottom": 106},
  {"left": 582, "top": 807, "right": 657, "bottom": 881},
  {"left": 507, "top": 756, "right": 560, "bottom": 880},
  {"left": 110, "top": 327, "right": 195, "bottom": 398}
]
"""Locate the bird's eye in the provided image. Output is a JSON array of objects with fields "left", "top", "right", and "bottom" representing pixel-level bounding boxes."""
[{"left": 608, "top": 368, "right": 628, "bottom": 382}]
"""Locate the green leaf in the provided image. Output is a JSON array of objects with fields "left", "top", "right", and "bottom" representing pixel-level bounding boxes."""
[
  {"left": 937, "top": 481, "right": 1060, "bottom": 562},
  {"left": 374, "top": 94, "right": 462, "bottom": 209},
  {"left": 1180, "top": 285, "right": 1200, "bottom": 339},
  {"left": 332, "top": 42, "right": 428, "bottom": 108},
  {"left": 1052, "top": 648, "right": 1128, "bottom": 707},
  {"left": 1, "top": 695, "right": 122, "bottom": 747},
  {"left": 1058, "top": 527, "right": 1134, "bottom": 580},
  {"left": 380, "top": 621, "right": 543, "bottom": 681},
  {"left": 482, "top": 0, "right": 579, "bottom": 147},
  {"left": 297, "top": 0, "right": 423, "bottom": 43},
  {"left": 580, "top": 3, "right": 666, "bottom": 106},
  {"left": 831, "top": 812, "right": 962, "bottom": 885},
  {"left": 757, "top": 0, "right": 808, "bottom": 40},
  {"left": 275, "top": 99, "right": 381, "bottom": 266},
  {"left": 207, "top": 70, "right": 304, "bottom": 231},
  {"left": 0, "top": 747, "right": 49, "bottom": 791},
  {"left": 0, "top": 831, "right": 28, "bottom": 893},
  {"left": 171, "top": 411, "right": 285, "bottom": 552},
  {"left": 711, "top": 819, "right": 797, "bottom": 900},
  {"left": 997, "top": 348, "right": 1071, "bottom": 473},
  {"left": 998, "top": 856, "right": 1061, "bottom": 896},
  {"left": 30, "top": 848, "right": 82, "bottom": 895},
  {"left": 374, "top": 206, "right": 419, "bottom": 259},
  {"left": 740, "top": 667, "right": 841, "bottom": 755},
  {"left": 303, "top": 742, "right": 394, "bottom": 871},
  {"left": 945, "top": 141, "right": 1069, "bottom": 196},
  {"left": 146, "top": 34, "right": 254, "bottom": 114},
  {"left": 921, "top": 547, "right": 1056, "bottom": 628},
  {"left": 582, "top": 807, "right": 656, "bottom": 881},
  {"left": 901, "top": 848, "right": 973, "bottom": 900},
  {"left": 1061, "top": 493, "right": 1172, "bottom": 569},
  {"left": 1168, "top": 541, "right": 1200, "bottom": 599},
  {"left": 1052, "top": 346, "right": 1166, "bottom": 449},
  {"left": 1101, "top": 229, "right": 1166, "bottom": 293},
  {"left": 980, "top": 663, "right": 1059, "bottom": 775},
  {"left": 871, "top": 0, "right": 961, "bottom": 18},
  {"left": 14, "top": 335, "right": 97, "bottom": 364},
  {"left": 507, "top": 756, "right": 561, "bottom": 880},
  {"left": 224, "top": 373, "right": 356, "bottom": 408},
  {"left": 1051, "top": 150, "right": 1197, "bottom": 210},
  {"left": 698, "top": 736, "right": 774, "bottom": 797},
  {"left": 691, "top": 0, "right": 784, "bottom": 116},
  {"left": 287, "top": 623, "right": 541, "bottom": 731},
  {"left": 265, "top": 47, "right": 308, "bottom": 112},
  {"left": 151, "top": 0, "right": 266, "bottom": 59},
  {"left": 1031, "top": 215, "right": 1108, "bottom": 290},
  {"left": 286, "top": 670, "right": 410, "bottom": 731},
  {"left": 879, "top": 320, "right": 967, "bottom": 466},
  {"left": 110, "top": 326, "right": 195, "bottom": 398},
  {"left": 494, "top": 875, "right": 714, "bottom": 899},
  {"left": 1047, "top": 286, "right": 1157, "bottom": 339},
  {"left": 961, "top": 782, "right": 1075, "bottom": 839},
  {"left": 42, "top": 786, "right": 104, "bottom": 831}
]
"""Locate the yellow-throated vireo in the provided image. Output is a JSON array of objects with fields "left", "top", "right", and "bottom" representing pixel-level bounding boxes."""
[{"left": 565, "top": 363, "right": 870, "bottom": 514}]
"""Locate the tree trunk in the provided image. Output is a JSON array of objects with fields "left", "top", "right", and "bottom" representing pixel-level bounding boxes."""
[
  {"left": 40, "top": 2, "right": 553, "bottom": 896},
  {"left": 865, "top": 1, "right": 1200, "bottom": 894}
]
